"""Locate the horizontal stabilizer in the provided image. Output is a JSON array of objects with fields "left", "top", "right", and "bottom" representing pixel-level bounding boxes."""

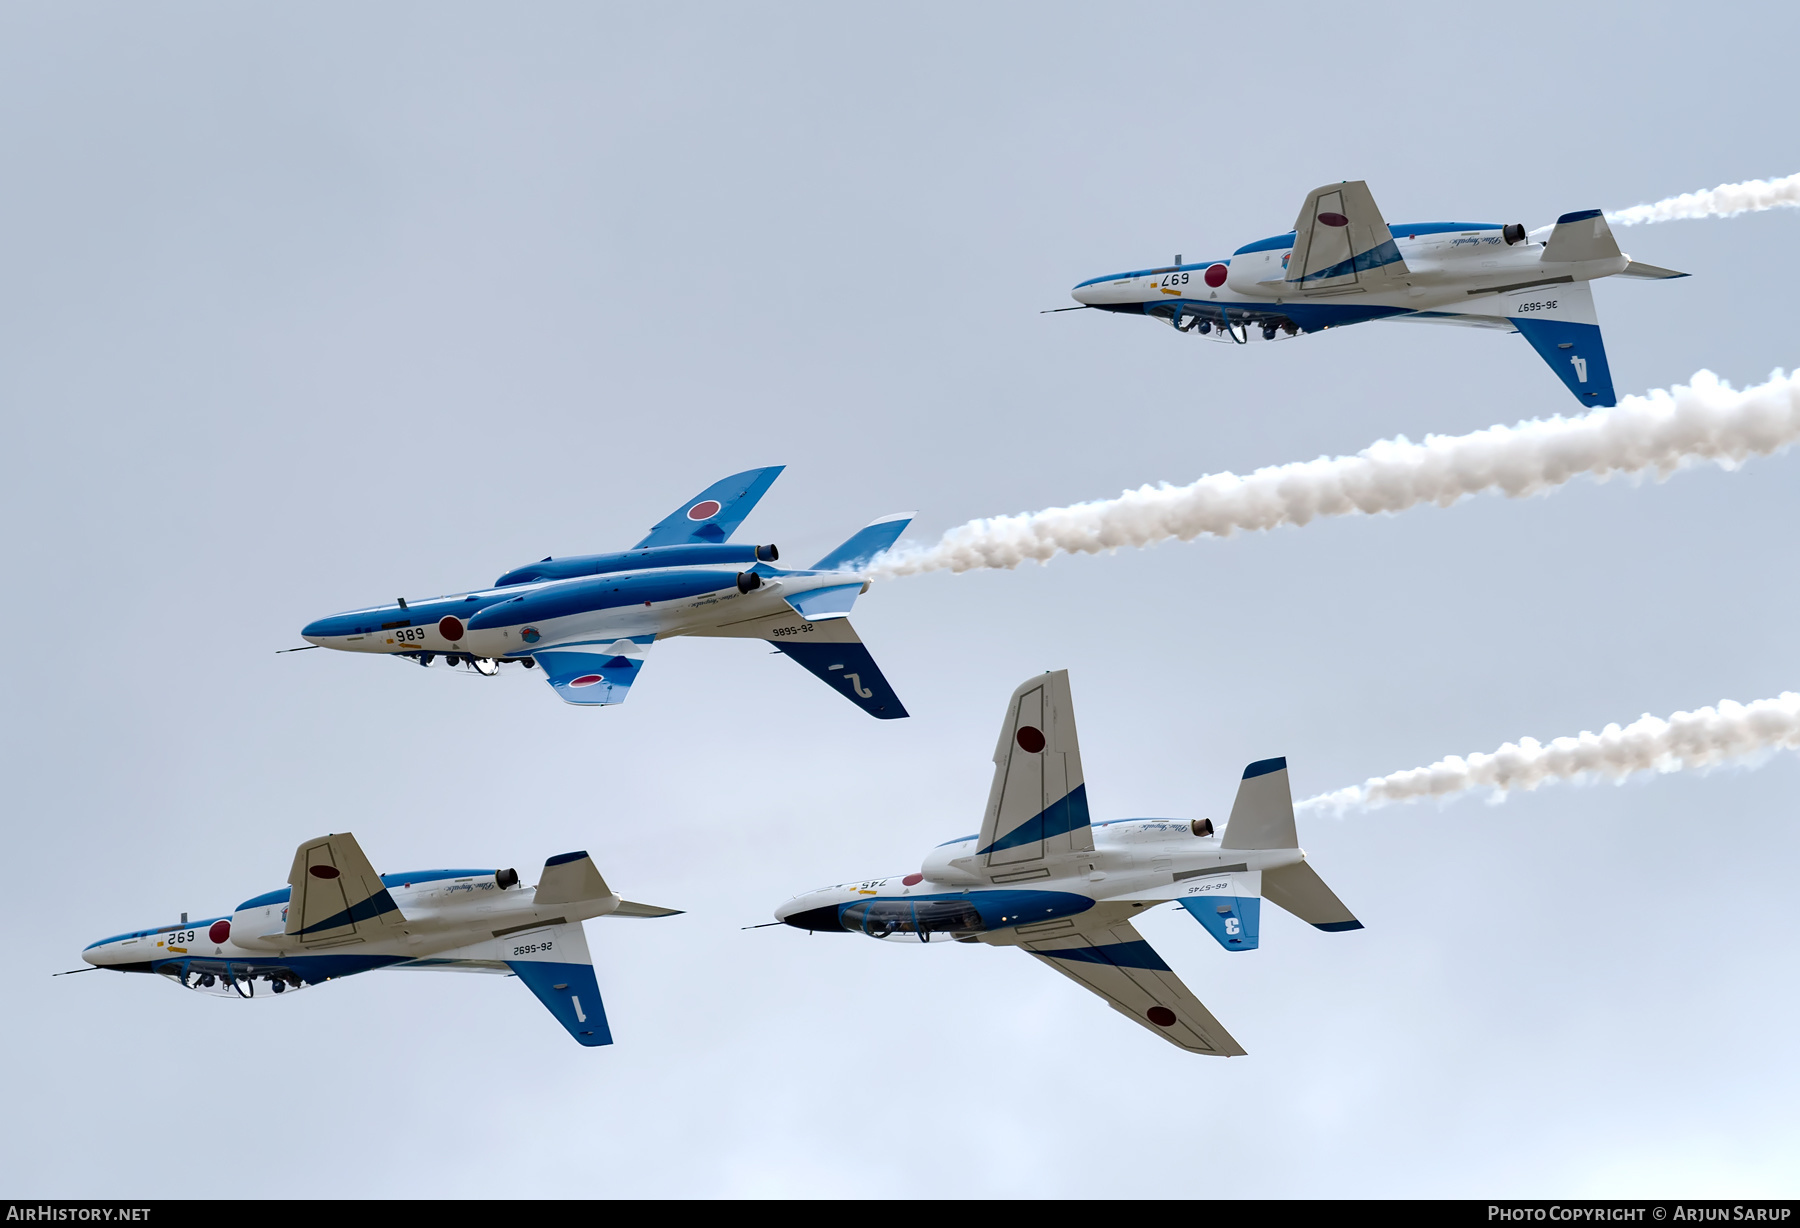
[
  {"left": 611, "top": 900, "right": 684, "bottom": 919},
  {"left": 769, "top": 629, "right": 908, "bottom": 719},
  {"left": 1262, "top": 862, "right": 1362, "bottom": 932},
  {"left": 285, "top": 832, "right": 405, "bottom": 942},
  {"left": 534, "top": 636, "right": 654, "bottom": 707},
  {"left": 633, "top": 466, "right": 785, "bottom": 550},
  {"left": 536, "top": 851, "right": 613, "bottom": 907},
  {"left": 1176, "top": 870, "right": 1262, "bottom": 953},
  {"left": 1541, "top": 209, "right": 1622, "bottom": 264},
  {"left": 1221, "top": 758, "right": 1298, "bottom": 851},
  {"left": 812, "top": 513, "right": 912, "bottom": 572},
  {"left": 1617, "top": 260, "right": 1689, "bottom": 280},
  {"left": 784, "top": 582, "right": 864, "bottom": 621},
  {"left": 502, "top": 921, "right": 613, "bottom": 1047}
]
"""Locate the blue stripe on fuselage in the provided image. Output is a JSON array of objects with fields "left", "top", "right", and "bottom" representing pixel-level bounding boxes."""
[
  {"left": 834, "top": 889, "right": 1094, "bottom": 932},
  {"left": 233, "top": 869, "right": 493, "bottom": 913},
  {"left": 1077, "top": 223, "right": 1505, "bottom": 287},
  {"left": 466, "top": 568, "right": 740, "bottom": 630},
  {"left": 495, "top": 543, "right": 770, "bottom": 587}
]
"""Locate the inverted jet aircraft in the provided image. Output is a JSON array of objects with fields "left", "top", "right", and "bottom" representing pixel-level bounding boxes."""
[
  {"left": 301, "top": 466, "right": 912, "bottom": 717},
  {"left": 1070, "top": 179, "right": 1689, "bottom": 407},
  {"left": 775, "top": 670, "right": 1361, "bottom": 1055},
  {"left": 79, "top": 832, "right": 679, "bottom": 1047}
]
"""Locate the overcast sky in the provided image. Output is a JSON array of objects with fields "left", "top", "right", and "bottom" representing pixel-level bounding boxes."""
[{"left": 3, "top": 2, "right": 1796, "bottom": 1199}]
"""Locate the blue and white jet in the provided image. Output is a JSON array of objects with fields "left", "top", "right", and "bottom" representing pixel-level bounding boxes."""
[
  {"left": 300, "top": 466, "right": 912, "bottom": 717},
  {"left": 78, "top": 833, "right": 679, "bottom": 1047},
  {"left": 775, "top": 670, "right": 1362, "bottom": 1055},
  {"left": 1070, "top": 180, "right": 1689, "bottom": 407}
]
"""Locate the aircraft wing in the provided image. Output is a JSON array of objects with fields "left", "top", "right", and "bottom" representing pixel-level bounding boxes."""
[
  {"left": 285, "top": 832, "right": 405, "bottom": 944},
  {"left": 975, "top": 670, "right": 1094, "bottom": 876},
  {"left": 1000, "top": 914, "right": 1245, "bottom": 1056},
  {"left": 633, "top": 466, "right": 785, "bottom": 549},
  {"left": 533, "top": 636, "right": 654, "bottom": 706},
  {"left": 1286, "top": 180, "right": 1408, "bottom": 294}
]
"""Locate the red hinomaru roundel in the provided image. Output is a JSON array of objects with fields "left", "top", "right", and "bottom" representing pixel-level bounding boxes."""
[
  {"left": 308, "top": 865, "right": 340, "bottom": 880},
  {"left": 1204, "top": 264, "right": 1228, "bottom": 288},
  {"left": 1015, "top": 725, "right": 1046, "bottom": 753},
  {"left": 1317, "top": 211, "right": 1349, "bottom": 227},
  {"left": 208, "top": 919, "right": 230, "bottom": 944},
  {"left": 687, "top": 500, "right": 723, "bottom": 521},
  {"left": 438, "top": 615, "right": 464, "bottom": 641},
  {"left": 569, "top": 674, "right": 604, "bottom": 688}
]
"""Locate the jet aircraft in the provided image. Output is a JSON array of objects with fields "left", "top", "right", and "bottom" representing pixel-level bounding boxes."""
[
  {"left": 1069, "top": 180, "right": 1689, "bottom": 407},
  {"left": 79, "top": 832, "right": 678, "bottom": 1047},
  {"left": 300, "top": 466, "right": 912, "bottom": 717},
  {"left": 775, "top": 670, "right": 1361, "bottom": 1054}
]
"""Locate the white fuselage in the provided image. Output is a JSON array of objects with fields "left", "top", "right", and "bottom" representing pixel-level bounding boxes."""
[
  {"left": 303, "top": 567, "right": 867, "bottom": 661},
  {"left": 777, "top": 819, "right": 1305, "bottom": 938},
  {"left": 1073, "top": 228, "right": 1629, "bottom": 319},
  {"left": 82, "top": 872, "right": 621, "bottom": 977}
]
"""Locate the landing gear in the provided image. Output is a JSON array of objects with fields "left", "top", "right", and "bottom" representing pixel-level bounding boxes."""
[{"left": 1261, "top": 323, "right": 1279, "bottom": 341}]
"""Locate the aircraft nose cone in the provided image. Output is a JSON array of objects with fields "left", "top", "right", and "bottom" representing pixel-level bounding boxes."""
[
  {"left": 81, "top": 945, "right": 104, "bottom": 967},
  {"left": 777, "top": 902, "right": 847, "bottom": 933},
  {"left": 1071, "top": 282, "right": 1098, "bottom": 306}
]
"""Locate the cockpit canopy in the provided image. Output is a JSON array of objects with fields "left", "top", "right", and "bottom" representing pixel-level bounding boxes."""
[{"left": 841, "top": 898, "right": 984, "bottom": 941}]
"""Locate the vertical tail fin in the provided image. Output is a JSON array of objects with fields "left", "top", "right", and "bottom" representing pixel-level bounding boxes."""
[
  {"left": 504, "top": 920, "right": 614, "bottom": 1047},
  {"left": 1178, "top": 871, "right": 1262, "bottom": 952},
  {"left": 1220, "top": 758, "right": 1298, "bottom": 851}
]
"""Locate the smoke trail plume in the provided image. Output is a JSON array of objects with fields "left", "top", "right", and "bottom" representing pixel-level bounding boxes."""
[
  {"left": 868, "top": 368, "right": 1800, "bottom": 578},
  {"left": 1297, "top": 693, "right": 1800, "bottom": 816},
  {"left": 1607, "top": 170, "right": 1800, "bottom": 226}
]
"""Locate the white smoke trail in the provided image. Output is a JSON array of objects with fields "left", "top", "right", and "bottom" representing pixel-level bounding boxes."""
[
  {"left": 868, "top": 368, "right": 1800, "bottom": 578},
  {"left": 1296, "top": 693, "right": 1800, "bottom": 817},
  {"left": 1607, "top": 170, "right": 1800, "bottom": 226}
]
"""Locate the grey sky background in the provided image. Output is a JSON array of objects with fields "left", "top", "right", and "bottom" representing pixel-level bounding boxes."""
[{"left": 2, "top": 2, "right": 1796, "bottom": 1198}]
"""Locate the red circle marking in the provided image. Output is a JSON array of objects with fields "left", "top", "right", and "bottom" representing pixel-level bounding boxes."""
[
  {"left": 687, "top": 499, "right": 723, "bottom": 521},
  {"left": 1147, "top": 1006, "right": 1177, "bottom": 1027},
  {"left": 569, "top": 674, "right": 604, "bottom": 688},
  {"left": 1318, "top": 212, "right": 1349, "bottom": 227},
  {"left": 438, "top": 615, "right": 465, "bottom": 641},
  {"left": 308, "top": 865, "right": 340, "bottom": 880},
  {"left": 1204, "top": 263, "right": 1228, "bottom": 288},
  {"left": 902, "top": 873, "right": 923, "bottom": 887},
  {"left": 209, "top": 919, "right": 231, "bottom": 944},
  {"left": 1015, "top": 725, "right": 1046, "bottom": 753}
]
